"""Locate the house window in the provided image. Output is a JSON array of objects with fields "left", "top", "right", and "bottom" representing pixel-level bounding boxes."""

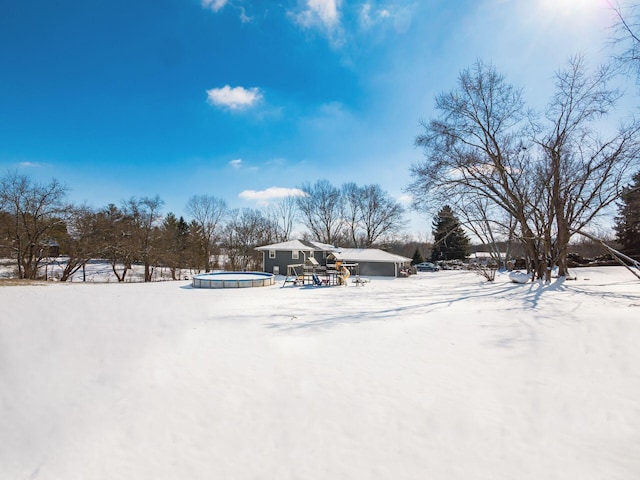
[
  {"left": 309, "top": 250, "right": 314, "bottom": 258},
  {"left": 292, "top": 250, "right": 299, "bottom": 260},
  {"left": 269, "top": 250, "right": 276, "bottom": 259}
]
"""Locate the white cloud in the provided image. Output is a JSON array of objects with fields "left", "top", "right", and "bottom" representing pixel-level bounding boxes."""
[
  {"left": 265, "top": 158, "right": 287, "bottom": 167},
  {"left": 359, "top": 3, "right": 376, "bottom": 29},
  {"left": 291, "top": 0, "right": 341, "bottom": 30},
  {"left": 238, "top": 7, "right": 251, "bottom": 23},
  {"left": 318, "top": 101, "right": 345, "bottom": 116},
  {"left": 359, "top": 3, "right": 412, "bottom": 33},
  {"left": 239, "top": 187, "right": 308, "bottom": 202},
  {"left": 201, "top": 0, "right": 228, "bottom": 12},
  {"left": 303, "top": 101, "right": 354, "bottom": 130},
  {"left": 229, "top": 159, "right": 243, "bottom": 168},
  {"left": 201, "top": 0, "right": 252, "bottom": 22},
  {"left": 18, "top": 161, "right": 42, "bottom": 168},
  {"left": 206, "top": 85, "right": 263, "bottom": 110}
]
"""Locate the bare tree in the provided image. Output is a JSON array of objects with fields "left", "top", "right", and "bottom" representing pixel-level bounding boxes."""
[
  {"left": 186, "top": 194, "right": 227, "bottom": 272},
  {"left": 186, "top": 219, "right": 206, "bottom": 272},
  {"left": 158, "top": 213, "right": 191, "bottom": 280},
  {"left": 0, "top": 172, "right": 69, "bottom": 279},
  {"left": 223, "top": 208, "right": 275, "bottom": 271},
  {"left": 452, "top": 194, "right": 517, "bottom": 270},
  {"left": 342, "top": 182, "right": 362, "bottom": 247},
  {"left": 359, "top": 184, "right": 406, "bottom": 247},
  {"left": 339, "top": 183, "right": 407, "bottom": 248},
  {"left": 95, "top": 204, "right": 135, "bottom": 282},
  {"left": 267, "top": 196, "right": 298, "bottom": 242},
  {"left": 534, "top": 56, "right": 640, "bottom": 276},
  {"left": 296, "top": 180, "right": 344, "bottom": 245},
  {"left": 409, "top": 59, "right": 640, "bottom": 281},
  {"left": 611, "top": 1, "right": 640, "bottom": 80},
  {"left": 408, "top": 61, "right": 539, "bottom": 273},
  {"left": 57, "top": 204, "right": 99, "bottom": 282},
  {"left": 0, "top": 210, "right": 12, "bottom": 259},
  {"left": 124, "top": 195, "right": 164, "bottom": 282}
]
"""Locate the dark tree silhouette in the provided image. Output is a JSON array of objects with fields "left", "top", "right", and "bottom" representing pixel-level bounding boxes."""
[
  {"left": 411, "top": 248, "right": 424, "bottom": 265},
  {"left": 614, "top": 171, "right": 640, "bottom": 260},
  {"left": 430, "top": 206, "right": 470, "bottom": 262}
]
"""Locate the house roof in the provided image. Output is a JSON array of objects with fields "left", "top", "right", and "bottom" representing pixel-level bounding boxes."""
[
  {"left": 469, "top": 252, "right": 506, "bottom": 259},
  {"left": 255, "top": 239, "right": 336, "bottom": 252},
  {"left": 331, "top": 248, "right": 411, "bottom": 264},
  {"left": 255, "top": 241, "right": 411, "bottom": 264}
]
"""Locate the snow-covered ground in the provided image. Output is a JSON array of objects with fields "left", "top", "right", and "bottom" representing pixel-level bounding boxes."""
[{"left": 1, "top": 267, "right": 639, "bottom": 479}]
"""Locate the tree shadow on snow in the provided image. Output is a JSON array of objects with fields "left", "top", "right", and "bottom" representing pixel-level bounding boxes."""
[
  {"left": 263, "top": 275, "right": 634, "bottom": 333},
  {"left": 264, "top": 283, "right": 531, "bottom": 333}
]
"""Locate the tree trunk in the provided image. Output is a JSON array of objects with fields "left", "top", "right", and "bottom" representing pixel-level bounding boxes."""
[
  {"left": 111, "top": 262, "right": 128, "bottom": 282},
  {"left": 144, "top": 263, "right": 152, "bottom": 282},
  {"left": 555, "top": 216, "right": 571, "bottom": 278}
]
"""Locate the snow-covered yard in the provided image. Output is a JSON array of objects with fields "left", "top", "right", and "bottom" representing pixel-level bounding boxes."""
[{"left": 1, "top": 267, "right": 639, "bottom": 479}]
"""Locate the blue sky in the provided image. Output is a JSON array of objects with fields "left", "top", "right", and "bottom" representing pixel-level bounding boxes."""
[{"left": 0, "top": 0, "right": 625, "bottom": 234}]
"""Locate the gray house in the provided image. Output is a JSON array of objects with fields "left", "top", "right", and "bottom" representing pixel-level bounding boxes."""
[
  {"left": 255, "top": 240, "right": 412, "bottom": 277},
  {"left": 255, "top": 240, "right": 335, "bottom": 276},
  {"left": 329, "top": 248, "right": 412, "bottom": 277}
]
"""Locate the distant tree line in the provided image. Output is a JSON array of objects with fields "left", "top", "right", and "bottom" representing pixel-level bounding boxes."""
[
  {"left": 296, "top": 180, "right": 406, "bottom": 246},
  {"left": 0, "top": 172, "right": 407, "bottom": 281}
]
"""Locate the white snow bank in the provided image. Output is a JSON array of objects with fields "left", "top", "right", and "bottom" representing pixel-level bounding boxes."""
[{"left": 1, "top": 267, "right": 639, "bottom": 479}]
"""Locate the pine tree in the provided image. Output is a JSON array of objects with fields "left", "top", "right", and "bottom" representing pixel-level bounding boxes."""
[
  {"left": 430, "top": 206, "right": 470, "bottom": 262},
  {"left": 614, "top": 171, "right": 640, "bottom": 260},
  {"left": 411, "top": 248, "right": 424, "bottom": 265}
]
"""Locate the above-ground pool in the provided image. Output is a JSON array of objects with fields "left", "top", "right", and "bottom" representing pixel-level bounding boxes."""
[{"left": 192, "top": 271, "right": 275, "bottom": 289}]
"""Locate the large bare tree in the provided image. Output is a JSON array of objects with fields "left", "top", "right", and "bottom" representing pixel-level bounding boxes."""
[
  {"left": 158, "top": 213, "right": 191, "bottom": 280},
  {"left": 534, "top": 56, "right": 640, "bottom": 276},
  {"left": 450, "top": 193, "right": 518, "bottom": 270},
  {"left": 342, "top": 182, "right": 362, "bottom": 247},
  {"left": 611, "top": 1, "right": 640, "bottom": 79},
  {"left": 296, "top": 180, "right": 344, "bottom": 245},
  {"left": 267, "top": 196, "right": 298, "bottom": 242},
  {"left": 359, "top": 184, "right": 406, "bottom": 248},
  {"left": 342, "top": 183, "right": 406, "bottom": 248},
  {"left": 57, "top": 204, "right": 100, "bottom": 282},
  {"left": 95, "top": 204, "right": 136, "bottom": 282},
  {"left": 124, "top": 195, "right": 164, "bottom": 282},
  {"left": 223, "top": 208, "right": 276, "bottom": 271},
  {"left": 409, "top": 61, "right": 539, "bottom": 272},
  {"left": 409, "top": 59, "right": 640, "bottom": 280},
  {"left": 186, "top": 194, "right": 227, "bottom": 272},
  {"left": 0, "top": 172, "right": 69, "bottom": 279}
]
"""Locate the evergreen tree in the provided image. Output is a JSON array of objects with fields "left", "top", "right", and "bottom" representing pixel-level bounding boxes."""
[
  {"left": 411, "top": 248, "right": 424, "bottom": 265},
  {"left": 160, "top": 213, "right": 191, "bottom": 279},
  {"left": 614, "top": 171, "right": 640, "bottom": 260},
  {"left": 430, "top": 206, "right": 470, "bottom": 262}
]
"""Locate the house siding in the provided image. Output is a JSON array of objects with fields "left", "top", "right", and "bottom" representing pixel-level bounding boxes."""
[
  {"left": 257, "top": 241, "right": 411, "bottom": 277},
  {"left": 356, "top": 262, "right": 397, "bottom": 277},
  {"left": 262, "top": 250, "right": 326, "bottom": 275}
]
